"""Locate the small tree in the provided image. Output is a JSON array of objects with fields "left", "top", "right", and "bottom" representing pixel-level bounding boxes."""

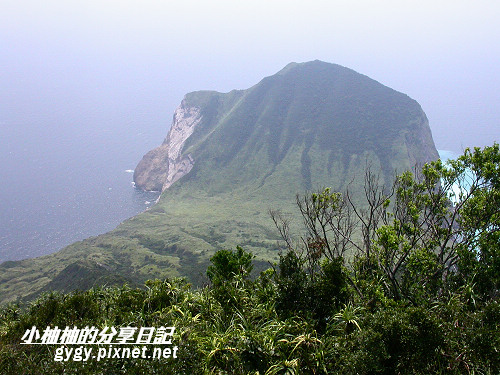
[
  {"left": 453, "top": 144, "right": 500, "bottom": 299},
  {"left": 207, "top": 246, "right": 254, "bottom": 287},
  {"left": 272, "top": 144, "right": 500, "bottom": 305},
  {"left": 206, "top": 247, "right": 255, "bottom": 314}
]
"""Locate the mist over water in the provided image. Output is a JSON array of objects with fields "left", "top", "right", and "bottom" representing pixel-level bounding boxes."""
[{"left": 0, "top": 116, "right": 161, "bottom": 262}]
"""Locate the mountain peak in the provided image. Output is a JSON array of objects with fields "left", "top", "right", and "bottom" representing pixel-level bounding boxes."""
[
  {"left": 276, "top": 60, "right": 355, "bottom": 78},
  {"left": 277, "top": 60, "right": 339, "bottom": 73}
]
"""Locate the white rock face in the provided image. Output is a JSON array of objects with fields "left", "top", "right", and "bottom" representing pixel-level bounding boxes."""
[
  {"left": 162, "top": 103, "right": 202, "bottom": 190},
  {"left": 133, "top": 100, "right": 202, "bottom": 192}
]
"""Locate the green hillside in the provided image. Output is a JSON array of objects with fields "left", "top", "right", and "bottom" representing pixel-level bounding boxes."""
[{"left": 0, "top": 60, "right": 438, "bottom": 303}]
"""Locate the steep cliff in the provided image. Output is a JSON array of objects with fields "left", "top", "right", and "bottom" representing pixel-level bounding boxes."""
[{"left": 134, "top": 102, "right": 201, "bottom": 191}]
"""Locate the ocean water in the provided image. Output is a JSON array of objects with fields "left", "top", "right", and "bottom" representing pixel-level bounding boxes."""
[{"left": 0, "top": 119, "right": 162, "bottom": 262}]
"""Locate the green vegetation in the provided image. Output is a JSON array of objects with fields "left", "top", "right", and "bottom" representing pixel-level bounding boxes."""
[
  {"left": 0, "top": 60, "right": 439, "bottom": 303},
  {"left": 1, "top": 145, "right": 498, "bottom": 374}
]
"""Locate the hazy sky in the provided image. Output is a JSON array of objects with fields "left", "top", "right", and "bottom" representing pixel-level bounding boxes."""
[{"left": 2, "top": 0, "right": 499, "bottom": 153}]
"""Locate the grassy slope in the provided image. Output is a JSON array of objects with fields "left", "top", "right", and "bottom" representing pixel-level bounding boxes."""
[{"left": 0, "top": 61, "right": 438, "bottom": 303}]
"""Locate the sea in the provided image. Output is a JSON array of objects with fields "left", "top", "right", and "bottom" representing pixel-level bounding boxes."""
[{"left": 0, "top": 119, "right": 162, "bottom": 263}]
